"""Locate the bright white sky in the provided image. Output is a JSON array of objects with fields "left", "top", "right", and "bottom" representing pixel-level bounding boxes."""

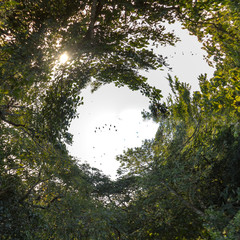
[{"left": 67, "top": 22, "right": 215, "bottom": 179}]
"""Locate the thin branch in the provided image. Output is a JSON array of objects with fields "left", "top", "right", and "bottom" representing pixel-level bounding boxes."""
[
  {"left": 19, "top": 168, "right": 44, "bottom": 203},
  {"left": 183, "top": 119, "right": 201, "bottom": 146},
  {"left": 160, "top": 181, "right": 205, "bottom": 217},
  {"left": 1, "top": 115, "right": 26, "bottom": 127},
  {"left": 112, "top": 226, "right": 121, "bottom": 240},
  {"left": 32, "top": 195, "right": 63, "bottom": 209}
]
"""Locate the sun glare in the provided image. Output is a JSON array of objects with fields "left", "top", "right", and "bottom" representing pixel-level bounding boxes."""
[{"left": 59, "top": 53, "right": 69, "bottom": 64}]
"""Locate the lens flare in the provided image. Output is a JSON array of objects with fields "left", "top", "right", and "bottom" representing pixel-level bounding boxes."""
[{"left": 59, "top": 53, "right": 69, "bottom": 64}]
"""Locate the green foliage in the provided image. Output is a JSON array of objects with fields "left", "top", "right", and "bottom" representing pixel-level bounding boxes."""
[
  {"left": 115, "top": 2, "right": 240, "bottom": 236},
  {"left": 1, "top": 0, "right": 240, "bottom": 239},
  {"left": 117, "top": 74, "right": 240, "bottom": 238}
]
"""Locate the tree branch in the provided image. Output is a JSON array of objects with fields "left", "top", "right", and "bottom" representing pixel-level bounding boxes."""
[
  {"left": 19, "top": 168, "right": 45, "bottom": 203},
  {"left": 0, "top": 113, "right": 26, "bottom": 127},
  {"left": 85, "top": 0, "right": 103, "bottom": 41},
  {"left": 161, "top": 181, "right": 205, "bottom": 217},
  {"left": 88, "top": 0, "right": 98, "bottom": 40},
  {"left": 32, "top": 195, "right": 63, "bottom": 209}
]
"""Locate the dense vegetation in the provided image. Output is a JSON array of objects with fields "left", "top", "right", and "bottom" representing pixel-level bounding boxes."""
[{"left": 0, "top": 0, "right": 240, "bottom": 239}]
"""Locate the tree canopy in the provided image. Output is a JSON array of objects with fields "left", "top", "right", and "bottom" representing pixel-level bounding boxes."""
[{"left": 1, "top": 0, "right": 240, "bottom": 239}]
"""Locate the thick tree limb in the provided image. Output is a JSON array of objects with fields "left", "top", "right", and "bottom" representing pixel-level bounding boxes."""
[
  {"left": 88, "top": 0, "right": 98, "bottom": 40},
  {"left": 85, "top": 0, "right": 103, "bottom": 41}
]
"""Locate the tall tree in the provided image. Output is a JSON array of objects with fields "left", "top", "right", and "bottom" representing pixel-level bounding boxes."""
[
  {"left": 1, "top": 0, "right": 240, "bottom": 239},
  {"left": 0, "top": 0, "right": 179, "bottom": 239}
]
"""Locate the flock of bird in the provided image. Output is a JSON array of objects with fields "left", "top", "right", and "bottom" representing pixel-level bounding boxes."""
[
  {"left": 168, "top": 51, "right": 198, "bottom": 59},
  {"left": 85, "top": 51, "right": 198, "bottom": 170},
  {"left": 94, "top": 124, "right": 118, "bottom": 133},
  {"left": 90, "top": 121, "right": 144, "bottom": 166}
]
